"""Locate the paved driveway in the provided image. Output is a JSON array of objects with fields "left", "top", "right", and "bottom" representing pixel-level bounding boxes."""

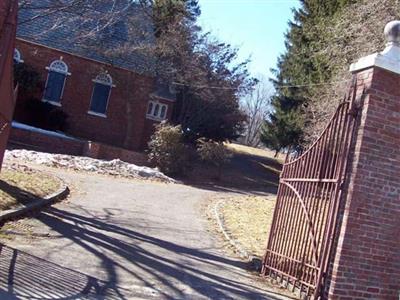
[{"left": 0, "top": 169, "right": 286, "bottom": 299}]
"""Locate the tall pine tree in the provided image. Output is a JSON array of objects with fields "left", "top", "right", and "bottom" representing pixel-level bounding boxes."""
[{"left": 261, "top": 0, "right": 355, "bottom": 153}]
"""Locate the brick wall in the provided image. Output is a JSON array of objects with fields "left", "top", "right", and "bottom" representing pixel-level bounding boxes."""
[
  {"left": 326, "top": 66, "right": 400, "bottom": 299},
  {"left": 84, "top": 142, "right": 149, "bottom": 166},
  {"left": 9, "top": 126, "right": 85, "bottom": 155},
  {"left": 14, "top": 39, "right": 174, "bottom": 151},
  {"left": 9, "top": 126, "right": 148, "bottom": 166}
]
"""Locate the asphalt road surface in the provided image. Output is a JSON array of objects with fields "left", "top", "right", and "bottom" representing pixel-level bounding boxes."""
[{"left": 0, "top": 169, "right": 287, "bottom": 300}]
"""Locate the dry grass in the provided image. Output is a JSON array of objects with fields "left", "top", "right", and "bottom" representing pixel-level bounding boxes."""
[
  {"left": 226, "top": 143, "right": 282, "bottom": 159},
  {"left": 220, "top": 195, "right": 276, "bottom": 258},
  {"left": 0, "top": 165, "right": 61, "bottom": 211},
  {"left": 225, "top": 143, "right": 284, "bottom": 162}
]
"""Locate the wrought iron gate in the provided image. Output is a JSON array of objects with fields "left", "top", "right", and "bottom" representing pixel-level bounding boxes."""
[{"left": 261, "top": 78, "right": 360, "bottom": 299}]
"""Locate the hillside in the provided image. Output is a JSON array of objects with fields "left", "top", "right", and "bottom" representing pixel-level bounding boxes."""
[
  {"left": 307, "top": 0, "right": 399, "bottom": 140},
  {"left": 264, "top": 0, "right": 400, "bottom": 149}
]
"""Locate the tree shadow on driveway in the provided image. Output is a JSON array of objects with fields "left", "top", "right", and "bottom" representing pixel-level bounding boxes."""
[
  {"left": 181, "top": 152, "right": 281, "bottom": 196},
  {"left": 0, "top": 206, "right": 288, "bottom": 299},
  {"left": 0, "top": 244, "right": 135, "bottom": 299}
]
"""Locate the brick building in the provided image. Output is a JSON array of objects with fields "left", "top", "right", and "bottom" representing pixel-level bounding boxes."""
[{"left": 12, "top": 2, "right": 175, "bottom": 151}]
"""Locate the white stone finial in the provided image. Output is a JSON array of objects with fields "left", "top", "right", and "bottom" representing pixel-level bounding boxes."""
[
  {"left": 384, "top": 20, "right": 400, "bottom": 46},
  {"left": 350, "top": 20, "right": 400, "bottom": 74}
]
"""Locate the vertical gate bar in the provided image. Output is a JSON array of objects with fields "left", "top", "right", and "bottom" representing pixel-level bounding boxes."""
[
  {"left": 279, "top": 187, "right": 296, "bottom": 274},
  {"left": 284, "top": 157, "right": 305, "bottom": 270},
  {"left": 314, "top": 80, "right": 359, "bottom": 299},
  {"left": 316, "top": 103, "right": 347, "bottom": 257},
  {"left": 285, "top": 157, "right": 305, "bottom": 273},
  {"left": 287, "top": 152, "right": 313, "bottom": 279},
  {"left": 298, "top": 128, "right": 326, "bottom": 287},
  {"left": 294, "top": 191, "right": 315, "bottom": 283},
  {"left": 283, "top": 156, "right": 299, "bottom": 275},
  {"left": 304, "top": 184, "right": 323, "bottom": 287},
  {"left": 293, "top": 149, "right": 318, "bottom": 286},
  {"left": 286, "top": 156, "right": 305, "bottom": 271},
  {"left": 313, "top": 104, "right": 345, "bottom": 266},
  {"left": 286, "top": 180, "right": 304, "bottom": 278},
  {"left": 310, "top": 112, "right": 339, "bottom": 286},
  {"left": 318, "top": 111, "right": 354, "bottom": 294},
  {"left": 263, "top": 163, "right": 286, "bottom": 273},
  {"left": 266, "top": 184, "right": 287, "bottom": 271},
  {"left": 314, "top": 144, "right": 345, "bottom": 295},
  {"left": 271, "top": 173, "right": 292, "bottom": 257},
  {"left": 313, "top": 182, "right": 334, "bottom": 286},
  {"left": 303, "top": 120, "right": 333, "bottom": 287},
  {"left": 275, "top": 154, "right": 294, "bottom": 260},
  {"left": 269, "top": 181, "right": 292, "bottom": 271},
  {"left": 275, "top": 157, "right": 298, "bottom": 268},
  {"left": 264, "top": 150, "right": 292, "bottom": 273}
]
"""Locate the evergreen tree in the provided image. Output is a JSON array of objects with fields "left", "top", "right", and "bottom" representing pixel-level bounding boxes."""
[{"left": 261, "top": 0, "right": 355, "bottom": 153}]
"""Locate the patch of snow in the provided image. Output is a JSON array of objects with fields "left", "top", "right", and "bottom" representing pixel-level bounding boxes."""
[
  {"left": 4, "top": 149, "right": 176, "bottom": 183},
  {"left": 12, "top": 122, "right": 81, "bottom": 141}
]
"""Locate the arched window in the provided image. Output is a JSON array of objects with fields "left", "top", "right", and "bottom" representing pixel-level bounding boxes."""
[
  {"left": 146, "top": 100, "right": 168, "bottom": 121},
  {"left": 13, "top": 49, "right": 23, "bottom": 63},
  {"left": 153, "top": 104, "right": 160, "bottom": 116},
  {"left": 160, "top": 105, "right": 167, "bottom": 119},
  {"left": 88, "top": 73, "right": 114, "bottom": 116},
  {"left": 147, "top": 102, "right": 154, "bottom": 115},
  {"left": 43, "top": 59, "right": 70, "bottom": 104}
]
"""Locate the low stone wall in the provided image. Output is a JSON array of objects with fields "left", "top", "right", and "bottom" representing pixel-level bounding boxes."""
[
  {"left": 9, "top": 126, "right": 85, "bottom": 156},
  {"left": 84, "top": 141, "right": 149, "bottom": 166},
  {"left": 8, "top": 126, "right": 148, "bottom": 166}
]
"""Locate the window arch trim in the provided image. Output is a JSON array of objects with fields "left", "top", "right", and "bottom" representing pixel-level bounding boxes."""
[
  {"left": 92, "top": 73, "right": 115, "bottom": 87},
  {"left": 45, "top": 59, "right": 71, "bottom": 75}
]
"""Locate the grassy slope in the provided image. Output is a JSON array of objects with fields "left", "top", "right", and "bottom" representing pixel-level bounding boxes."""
[
  {"left": 221, "top": 195, "right": 276, "bottom": 258},
  {"left": 209, "top": 144, "right": 281, "bottom": 257},
  {"left": 186, "top": 143, "right": 283, "bottom": 194},
  {"left": 225, "top": 143, "right": 285, "bottom": 163},
  {"left": 0, "top": 166, "right": 61, "bottom": 211}
]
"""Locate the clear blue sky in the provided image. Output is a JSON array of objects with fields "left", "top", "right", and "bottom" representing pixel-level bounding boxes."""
[{"left": 197, "top": 0, "right": 301, "bottom": 80}]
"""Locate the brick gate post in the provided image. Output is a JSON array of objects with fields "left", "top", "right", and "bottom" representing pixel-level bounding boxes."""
[{"left": 326, "top": 21, "right": 400, "bottom": 299}]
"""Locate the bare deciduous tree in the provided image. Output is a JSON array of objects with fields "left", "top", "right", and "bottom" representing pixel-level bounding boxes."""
[{"left": 240, "top": 76, "right": 272, "bottom": 147}]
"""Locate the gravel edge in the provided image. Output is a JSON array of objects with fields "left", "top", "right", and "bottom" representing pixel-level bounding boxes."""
[
  {"left": 213, "top": 199, "right": 263, "bottom": 271},
  {"left": 0, "top": 178, "right": 69, "bottom": 224}
]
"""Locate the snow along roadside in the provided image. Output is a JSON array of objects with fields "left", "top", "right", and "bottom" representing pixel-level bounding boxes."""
[{"left": 5, "top": 149, "right": 176, "bottom": 183}]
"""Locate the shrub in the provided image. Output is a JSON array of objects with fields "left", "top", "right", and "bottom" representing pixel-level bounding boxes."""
[
  {"left": 14, "top": 63, "right": 41, "bottom": 95},
  {"left": 148, "top": 122, "right": 189, "bottom": 175},
  {"left": 197, "top": 138, "right": 232, "bottom": 168},
  {"left": 26, "top": 99, "right": 68, "bottom": 132}
]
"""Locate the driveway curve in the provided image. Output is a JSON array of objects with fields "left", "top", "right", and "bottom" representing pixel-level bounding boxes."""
[{"left": 0, "top": 169, "right": 286, "bottom": 300}]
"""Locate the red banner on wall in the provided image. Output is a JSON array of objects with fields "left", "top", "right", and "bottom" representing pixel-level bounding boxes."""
[{"left": 0, "top": 0, "right": 18, "bottom": 170}]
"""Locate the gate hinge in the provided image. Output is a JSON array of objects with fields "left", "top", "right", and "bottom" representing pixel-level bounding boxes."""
[{"left": 348, "top": 88, "right": 366, "bottom": 117}]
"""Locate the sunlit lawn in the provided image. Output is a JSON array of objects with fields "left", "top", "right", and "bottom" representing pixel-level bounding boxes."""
[{"left": 0, "top": 166, "right": 61, "bottom": 211}]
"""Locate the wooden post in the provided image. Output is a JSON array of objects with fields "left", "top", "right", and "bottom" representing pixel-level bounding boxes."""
[{"left": 0, "top": 0, "right": 18, "bottom": 170}]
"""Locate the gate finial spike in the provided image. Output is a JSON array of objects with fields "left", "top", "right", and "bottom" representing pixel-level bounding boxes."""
[
  {"left": 384, "top": 20, "right": 400, "bottom": 47},
  {"left": 350, "top": 20, "right": 400, "bottom": 74}
]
